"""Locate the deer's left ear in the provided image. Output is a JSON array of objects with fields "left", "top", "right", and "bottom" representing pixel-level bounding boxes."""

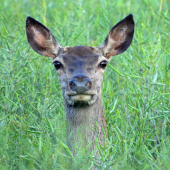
[{"left": 98, "top": 14, "right": 135, "bottom": 59}]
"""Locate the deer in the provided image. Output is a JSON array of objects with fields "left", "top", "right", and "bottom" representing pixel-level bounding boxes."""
[{"left": 26, "top": 14, "right": 134, "bottom": 156}]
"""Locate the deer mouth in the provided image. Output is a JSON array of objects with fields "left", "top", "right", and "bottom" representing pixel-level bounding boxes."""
[
  {"left": 71, "top": 95, "right": 92, "bottom": 102},
  {"left": 65, "top": 93, "right": 98, "bottom": 105}
]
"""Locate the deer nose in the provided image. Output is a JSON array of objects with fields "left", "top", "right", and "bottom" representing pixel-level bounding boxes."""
[{"left": 69, "top": 76, "right": 92, "bottom": 94}]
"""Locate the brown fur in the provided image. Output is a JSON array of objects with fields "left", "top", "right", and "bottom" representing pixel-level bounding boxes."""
[{"left": 26, "top": 14, "right": 134, "bottom": 158}]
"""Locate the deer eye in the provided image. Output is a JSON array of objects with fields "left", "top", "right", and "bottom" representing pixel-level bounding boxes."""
[
  {"left": 53, "top": 61, "right": 63, "bottom": 70},
  {"left": 99, "top": 60, "right": 107, "bottom": 69}
]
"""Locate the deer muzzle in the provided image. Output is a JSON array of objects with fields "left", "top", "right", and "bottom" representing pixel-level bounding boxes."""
[{"left": 68, "top": 74, "right": 93, "bottom": 103}]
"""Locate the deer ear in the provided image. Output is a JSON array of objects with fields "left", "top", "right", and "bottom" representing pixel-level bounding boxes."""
[
  {"left": 98, "top": 14, "right": 135, "bottom": 59},
  {"left": 26, "top": 17, "right": 62, "bottom": 58}
]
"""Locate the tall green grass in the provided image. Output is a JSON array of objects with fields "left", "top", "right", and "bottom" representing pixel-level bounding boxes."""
[{"left": 0, "top": 0, "right": 170, "bottom": 169}]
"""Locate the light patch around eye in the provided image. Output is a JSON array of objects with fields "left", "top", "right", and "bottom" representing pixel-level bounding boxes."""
[
  {"left": 97, "top": 55, "right": 108, "bottom": 63},
  {"left": 71, "top": 95, "right": 91, "bottom": 102},
  {"left": 52, "top": 57, "right": 64, "bottom": 67}
]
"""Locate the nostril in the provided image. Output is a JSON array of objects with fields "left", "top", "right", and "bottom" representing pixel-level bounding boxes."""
[
  {"left": 69, "top": 77, "right": 92, "bottom": 93},
  {"left": 85, "top": 81, "right": 92, "bottom": 89},
  {"left": 69, "top": 80, "right": 76, "bottom": 91}
]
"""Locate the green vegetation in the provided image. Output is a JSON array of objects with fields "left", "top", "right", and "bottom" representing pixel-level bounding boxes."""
[{"left": 0, "top": 0, "right": 170, "bottom": 169}]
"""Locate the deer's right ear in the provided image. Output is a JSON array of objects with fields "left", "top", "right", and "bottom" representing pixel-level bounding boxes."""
[{"left": 26, "top": 17, "right": 63, "bottom": 59}]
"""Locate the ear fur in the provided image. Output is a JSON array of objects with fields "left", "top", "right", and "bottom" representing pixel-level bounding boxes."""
[
  {"left": 98, "top": 14, "right": 135, "bottom": 59},
  {"left": 26, "top": 17, "right": 63, "bottom": 58}
]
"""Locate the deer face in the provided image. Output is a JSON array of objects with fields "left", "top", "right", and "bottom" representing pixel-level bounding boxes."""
[
  {"left": 26, "top": 14, "right": 134, "bottom": 106},
  {"left": 52, "top": 46, "right": 108, "bottom": 105}
]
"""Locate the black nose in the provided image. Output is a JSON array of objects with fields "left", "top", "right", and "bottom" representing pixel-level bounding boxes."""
[{"left": 69, "top": 75, "right": 92, "bottom": 94}]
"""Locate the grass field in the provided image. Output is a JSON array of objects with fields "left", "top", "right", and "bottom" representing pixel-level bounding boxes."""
[{"left": 0, "top": 0, "right": 170, "bottom": 169}]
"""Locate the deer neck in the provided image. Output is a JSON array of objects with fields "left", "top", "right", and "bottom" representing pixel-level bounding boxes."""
[{"left": 65, "top": 96, "right": 106, "bottom": 150}]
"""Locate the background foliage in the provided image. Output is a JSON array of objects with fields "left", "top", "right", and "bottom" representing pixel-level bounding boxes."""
[{"left": 0, "top": 0, "right": 170, "bottom": 169}]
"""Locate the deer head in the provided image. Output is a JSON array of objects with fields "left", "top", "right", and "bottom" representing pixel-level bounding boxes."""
[{"left": 26, "top": 14, "right": 134, "bottom": 106}]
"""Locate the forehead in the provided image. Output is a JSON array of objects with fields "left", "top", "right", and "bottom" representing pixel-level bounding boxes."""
[
  {"left": 55, "top": 46, "right": 106, "bottom": 66},
  {"left": 66, "top": 46, "right": 96, "bottom": 56}
]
